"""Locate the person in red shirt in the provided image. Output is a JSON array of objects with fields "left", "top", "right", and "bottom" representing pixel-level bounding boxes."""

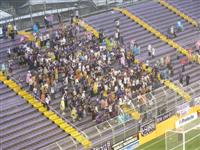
[{"left": 180, "top": 56, "right": 188, "bottom": 72}]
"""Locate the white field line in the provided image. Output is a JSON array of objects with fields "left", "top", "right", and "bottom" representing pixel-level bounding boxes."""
[
  {"left": 140, "top": 137, "right": 165, "bottom": 150},
  {"left": 171, "top": 133, "right": 200, "bottom": 150}
]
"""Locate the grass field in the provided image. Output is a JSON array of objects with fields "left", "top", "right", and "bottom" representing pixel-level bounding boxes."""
[{"left": 136, "top": 119, "right": 200, "bottom": 150}]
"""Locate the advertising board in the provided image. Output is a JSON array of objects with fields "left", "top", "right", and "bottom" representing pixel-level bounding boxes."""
[
  {"left": 175, "top": 112, "right": 198, "bottom": 128},
  {"left": 177, "top": 102, "right": 190, "bottom": 116},
  {"left": 157, "top": 110, "right": 174, "bottom": 123},
  {"left": 140, "top": 120, "right": 156, "bottom": 136}
]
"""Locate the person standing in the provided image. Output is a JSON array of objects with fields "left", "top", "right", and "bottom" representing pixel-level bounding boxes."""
[
  {"left": 45, "top": 94, "right": 51, "bottom": 110},
  {"left": 179, "top": 73, "right": 183, "bottom": 85},
  {"left": 2, "top": 24, "right": 7, "bottom": 39},
  {"left": 60, "top": 96, "right": 66, "bottom": 115},
  {"left": 152, "top": 47, "right": 156, "bottom": 58},
  {"left": 186, "top": 75, "right": 190, "bottom": 86},
  {"left": 147, "top": 44, "right": 152, "bottom": 56}
]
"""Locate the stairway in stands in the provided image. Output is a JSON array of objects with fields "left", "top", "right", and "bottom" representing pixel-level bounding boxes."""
[{"left": 0, "top": 84, "right": 67, "bottom": 150}]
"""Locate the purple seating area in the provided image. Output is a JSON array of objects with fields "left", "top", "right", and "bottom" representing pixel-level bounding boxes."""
[
  {"left": 168, "top": 0, "right": 200, "bottom": 20},
  {"left": 0, "top": 1, "right": 200, "bottom": 149},
  {"left": 0, "top": 83, "right": 68, "bottom": 150}
]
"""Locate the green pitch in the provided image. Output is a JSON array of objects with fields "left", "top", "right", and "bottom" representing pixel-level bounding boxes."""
[{"left": 136, "top": 119, "right": 200, "bottom": 150}]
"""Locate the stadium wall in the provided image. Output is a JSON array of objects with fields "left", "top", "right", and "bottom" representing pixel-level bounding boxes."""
[{"left": 139, "top": 105, "right": 200, "bottom": 145}]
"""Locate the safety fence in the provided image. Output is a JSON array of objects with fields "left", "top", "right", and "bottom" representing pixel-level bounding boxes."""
[
  {"left": 0, "top": 72, "right": 92, "bottom": 149},
  {"left": 0, "top": 0, "right": 149, "bottom": 30},
  {"left": 39, "top": 83, "right": 200, "bottom": 150},
  {"left": 158, "top": 0, "right": 198, "bottom": 27}
]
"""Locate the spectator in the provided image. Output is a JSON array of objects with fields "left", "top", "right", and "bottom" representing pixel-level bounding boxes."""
[
  {"left": 45, "top": 94, "right": 51, "bottom": 110},
  {"left": 169, "top": 25, "right": 176, "bottom": 38},
  {"left": 179, "top": 73, "right": 183, "bottom": 85},
  {"left": 71, "top": 107, "right": 78, "bottom": 122},
  {"left": 186, "top": 75, "right": 190, "bottom": 86},
  {"left": 147, "top": 44, "right": 152, "bottom": 56},
  {"left": 60, "top": 96, "right": 66, "bottom": 115},
  {"left": 5, "top": 22, "right": 164, "bottom": 124},
  {"left": 176, "top": 20, "right": 184, "bottom": 32},
  {"left": 152, "top": 47, "right": 156, "bottom": 58},
  {"left": 2, "top": 24, "right": 7, "bottom": 39}
]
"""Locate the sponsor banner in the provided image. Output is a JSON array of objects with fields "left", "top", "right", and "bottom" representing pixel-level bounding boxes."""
[
  {"left": 176, "top": 112, "right": 198, "bottom": 128},
  {"left": 177, "top": 102, "right": 190, "bottom": 116},
  {"left": 140, "top": 120, "right": 156, "bottom": 136},
  {"left": 92, "top": 141, "right": 112, "bottom": 150},
  {"left": 112, "top": 135, "right": 139, "bottom": 150},
  {"left": 157, "top": 110, "right": 174, "bottom": 123}
]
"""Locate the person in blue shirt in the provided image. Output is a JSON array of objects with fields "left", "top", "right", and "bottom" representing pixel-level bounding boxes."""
[
  {"left": 33, "top": 23, "right": 39, "bottom": 33},
  {"left": 176, "top": 20, "right": 184, "bottom": 32}
]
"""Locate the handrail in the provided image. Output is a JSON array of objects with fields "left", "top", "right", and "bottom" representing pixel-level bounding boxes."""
[
  {"left": 0, "top": 72, "right": 92, "bottom": 149},
  {"left": 74, "top": 18, "right": 99, "bottom": 38},
  {"left": 121, "top": 104, "right": 141, "bottom": 120},
  {"left": 158, "top": 0, "right": 198, "bottom": 27}
]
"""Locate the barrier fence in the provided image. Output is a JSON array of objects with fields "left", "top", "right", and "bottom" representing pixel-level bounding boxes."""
[{"left": 40, "top": 85, "right": 200, "bottom": 150}]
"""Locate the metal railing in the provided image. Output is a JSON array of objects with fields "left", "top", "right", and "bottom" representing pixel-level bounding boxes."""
[
  {"left": 39, "top": 81, "right": 200, "bottom": 150},
  {"left": 0, "top": 0, "right": 149, "bottom": 30}
]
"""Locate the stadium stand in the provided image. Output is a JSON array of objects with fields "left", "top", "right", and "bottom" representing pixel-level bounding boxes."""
[
  {"left": 0, "top": 85, "right": 68, "bottom": 150},
  {"left": 159, "top": 0, "right": 198, "bottom": 27},
  {"left": 0, "top": 73, "right": 92, "bottom": 149},
  {"left": 0, "top": 0, "right": 200, "bottom": 149}
]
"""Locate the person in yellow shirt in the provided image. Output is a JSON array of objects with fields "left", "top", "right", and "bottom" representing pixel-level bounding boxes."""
[
  {"left": 60, "top": 96, "right": 65, "bottom": 115},
  {"left": 93, "top": 81, "right": 98, "bottom": 95},
  {"left": 71, "top": 107, "right": 78, "bottom": 122},
  {"left": 7, "top": 23, "right": 14, "bottom": 39}
]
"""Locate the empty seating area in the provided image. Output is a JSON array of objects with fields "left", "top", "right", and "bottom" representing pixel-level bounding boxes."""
[
  {"left": 0, "top": 0, "right": 200, "bottom": 149},
  {"left": 0, "top": 85, "right": 67, "bottom": 150},
  {"left": 168, "top": 0, "right": 200, "bottom": 20}
]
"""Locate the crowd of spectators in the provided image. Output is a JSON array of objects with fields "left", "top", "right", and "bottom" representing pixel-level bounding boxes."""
[
  {"left": 3, "top": 20, "right": 163, "bottom": 124},
  {"left": 1, "top": 18, "right": 198, "bottom": 124}
]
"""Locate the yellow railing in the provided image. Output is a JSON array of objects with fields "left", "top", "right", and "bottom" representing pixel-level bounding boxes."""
[
  {"left": 0, "top": 72, "right": 92, "bottom": 149},
  {"left": 113, "top": 8, "right": 192, "bottom": 101},
  {"left": 74, "top": 19, "right": 99, "bottom": 38},
  {"left": 122, "top": 105, "right": 141, "bottom": 120},
  {"left": 113, "top": 7, "right": 200, "bottom": 65},
  {"left": 18, "top": 31, "right": 35, "bottom": 41},
  {"left": 159, "top": 0, "right": 198, "bottom": 27}
]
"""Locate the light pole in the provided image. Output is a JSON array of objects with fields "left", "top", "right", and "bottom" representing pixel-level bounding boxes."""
[
  {"left": 29, "top": 1, "right": 33, "bottom": 26},
  {"left": 74, "top": 3, "right": 79, "bottom": 19}
]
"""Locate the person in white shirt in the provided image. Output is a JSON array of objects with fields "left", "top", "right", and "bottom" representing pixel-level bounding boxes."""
[
  {"left": 147, "top": 44, "right": 152, "bottom": 56},
  {"left": 152, "top": 47, "right": 156, "bottom": 58}
]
